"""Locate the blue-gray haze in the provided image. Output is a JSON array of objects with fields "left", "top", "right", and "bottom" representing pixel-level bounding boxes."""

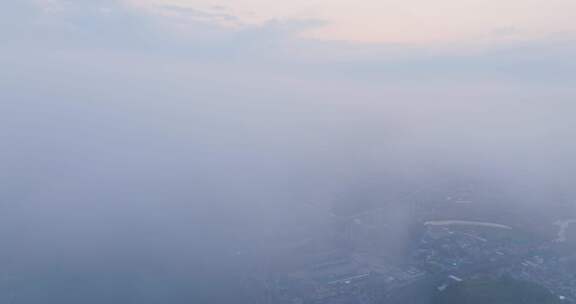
[{"left": 1, "top": 1, "right": 576, "bottom": 303}]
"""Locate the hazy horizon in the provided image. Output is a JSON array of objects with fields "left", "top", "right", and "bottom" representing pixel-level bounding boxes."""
[{"left": 2, "top": 1, "right": 576, "bottom": 303}]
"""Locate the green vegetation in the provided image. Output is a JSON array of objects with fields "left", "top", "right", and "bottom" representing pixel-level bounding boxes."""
[{"left": 433, "top": 278, "right": 561, "bottom": 304}]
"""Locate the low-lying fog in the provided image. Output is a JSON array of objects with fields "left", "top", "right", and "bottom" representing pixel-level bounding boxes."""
[
  {"left": 2, "top": 56, "right": 575, "bottom": 302},
  {"left": 2, "top": 2, "right": 576, "bottom": 303}
]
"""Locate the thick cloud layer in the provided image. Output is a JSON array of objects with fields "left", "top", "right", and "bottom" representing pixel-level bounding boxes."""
[{"left": 1, "top": 1, "right": 576, "bottom": 303}]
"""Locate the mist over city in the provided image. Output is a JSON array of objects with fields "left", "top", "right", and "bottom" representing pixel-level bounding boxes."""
[{"left": 2, "top": 1, "right": 576, "bottom": 303}]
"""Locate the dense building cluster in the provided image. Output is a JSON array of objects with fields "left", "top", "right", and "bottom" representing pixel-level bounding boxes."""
[{"left": 253, "top": 185, "right": 576, "bottom": 304}]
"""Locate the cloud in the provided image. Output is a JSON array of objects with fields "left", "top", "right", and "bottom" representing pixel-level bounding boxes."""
[
  {"left": 2, "top": 0, "right": 576, "bottom": 84},
  {"left": 157, "top": 4, "right": 241, "bottom": 25},
  {"left": 0, "top": 0, "right": 152, "bottom": 50},
  {"left": 2, "top": 3, "right": 576, "bottom": 304},
  {"left": 0, "top": 0, "right": 328, "bottom": 64}
]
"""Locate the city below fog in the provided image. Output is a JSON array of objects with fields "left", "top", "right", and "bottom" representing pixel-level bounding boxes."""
[
  {"left": 2, "top": 1, "right": 576, "bottom": 304},
  {"left": 246, "top": 178, "right": 576, "bottom": 303}
]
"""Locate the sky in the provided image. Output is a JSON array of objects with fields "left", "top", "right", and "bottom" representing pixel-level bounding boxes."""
[
  {"left": 135, "top": 0, "right": 576, "bottom": 44},
  {"left": 5, "top": 0, "right": 574, "bottom": 74},
  {"left": 2, "top": 1, "right": 576, "bottom": 303}
]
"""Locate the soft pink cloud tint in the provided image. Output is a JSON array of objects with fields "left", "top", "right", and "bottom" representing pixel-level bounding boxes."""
[{"left": 136, "top": 0, "right": 576, "bottom": 44}]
